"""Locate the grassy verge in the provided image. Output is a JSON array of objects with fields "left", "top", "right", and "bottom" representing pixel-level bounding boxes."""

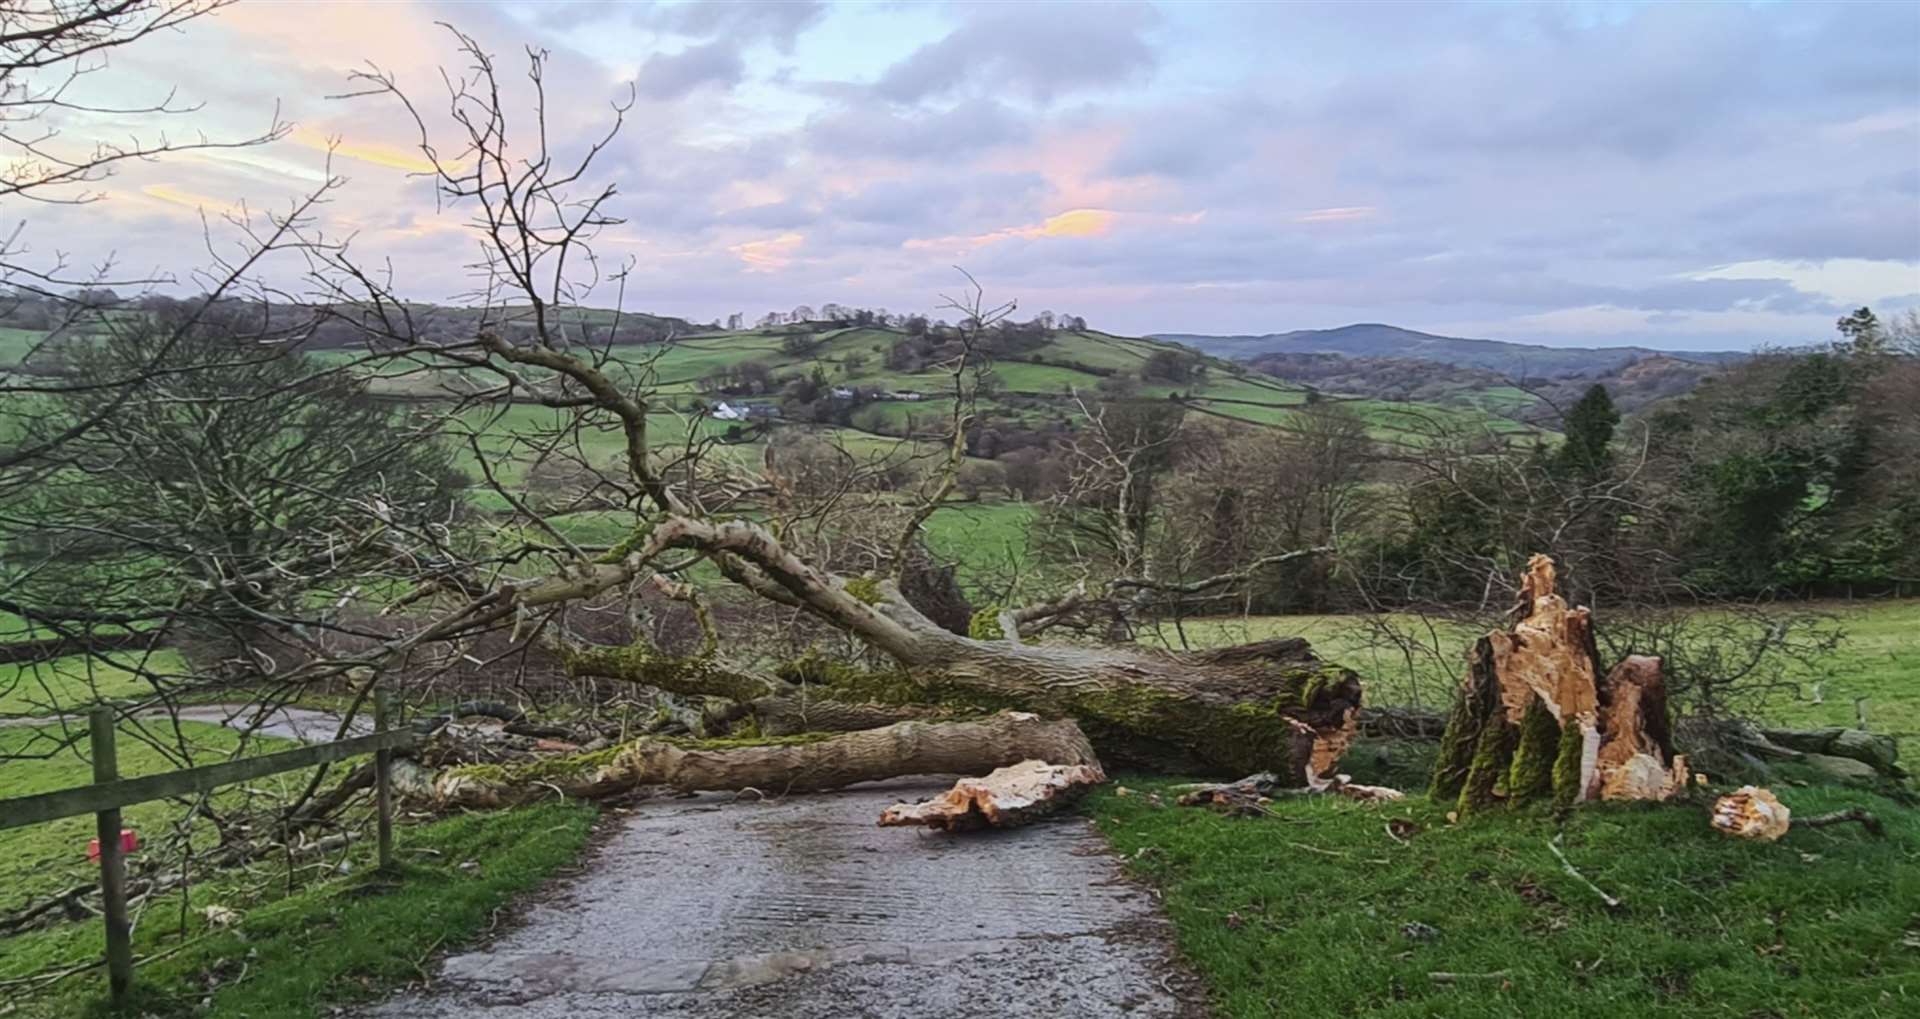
[
  {"left": 2, "top": 715, "right": 597, "bottom": 1018},
  {"left": 0, "top": 721, "right": 300, "bottom": 914},
  {"left": 1, "top": 651, "right": 187, "bottom": 717},
  {"left": 5, "top": 802, "right": 594, "bottom": 1018},
  {"left": 1154, "top": 599, "right": 1920, "bottom": 749},
  {"left": 1088, "top": 775, "right": 1919, "bottom": 1018}
]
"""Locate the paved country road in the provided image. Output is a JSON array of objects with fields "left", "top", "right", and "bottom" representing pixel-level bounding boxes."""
[{"left": 361, "top": 778, "right": 1207, "bottom": 1018}]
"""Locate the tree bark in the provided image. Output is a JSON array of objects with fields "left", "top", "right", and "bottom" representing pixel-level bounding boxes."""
[
  {"left": 1430, "top": 555, "right": 1687, "bottom": 814},
  {"left": 551, "top": 516, "right": 1364, "bottom": 784},
  {"left": 408, "top": 711, "right": 1101, "bottom": 809}
]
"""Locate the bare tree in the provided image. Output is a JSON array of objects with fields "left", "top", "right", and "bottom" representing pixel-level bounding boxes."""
[{"left": 313, "top": 29, "right": 1362, "bottom": 807}]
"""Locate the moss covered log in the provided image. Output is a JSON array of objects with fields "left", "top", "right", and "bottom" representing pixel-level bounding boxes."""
[
  {"left": 567, "top": 632, "right": 1363, "bottom": 782},
  {"left": 416, "top": 711, "right": 1100, "bottom": 809}
]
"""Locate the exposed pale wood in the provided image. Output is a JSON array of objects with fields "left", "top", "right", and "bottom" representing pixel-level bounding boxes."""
[
  {"left": 1489, "top": 554, "right": 1599, "bottom": 725},
  {"left": 1592, "top": 655, "right": 1689, "bottom": 800},
  {"left": 1431, "top": 554, "right": 1685, "bottom": 812},
  {"left": 877, "top": 759, "right": 1107, "bottom": 831},
  {"left": 1711, "top": 785, "right": 1791, "bottom": 841},
  {"left": 1175, "top": 771, "right": 1404, "bottom": 816}
]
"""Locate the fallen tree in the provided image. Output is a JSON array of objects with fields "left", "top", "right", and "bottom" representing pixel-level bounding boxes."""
[
  {"left": 559, "top": 565, "right": 1364, "bottom": 783},
  {"left": 324, "top": 38, "right": 1368, "bottom": 820},
  {"left": 402, "top": 711, "right": 1101, "bottom": 810}
]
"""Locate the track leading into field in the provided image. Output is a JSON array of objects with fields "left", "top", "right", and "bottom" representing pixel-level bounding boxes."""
[{"left": 361, "top": 778, "right": 1204, "bottom": 1018}]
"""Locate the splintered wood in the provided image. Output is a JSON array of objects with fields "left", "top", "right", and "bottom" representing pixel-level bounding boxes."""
[
  {"left": 1592, "top": 655, "right": 1689, "bottom": 800},
  {"left": 1431, "top": 555, "right": 1689, "bottom": 812},
  {"left": 1488, "top": 554, "right": 1600, "bottom": 726},
  {"left": 1506, "top": 557, "right": 1686, "bottom": 802},
  {"left": 878, "top": 760, "right": 1106, "bottom": 831},
  {"left": 1711, "top": 786, "right": 1792, "bottom": 841}
]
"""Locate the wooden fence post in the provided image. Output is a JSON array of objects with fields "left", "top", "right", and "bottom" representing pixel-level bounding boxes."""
[
  {"left": 374, "top": 688, "right": 394, "bottom": 870},
  {"left": 89, "top": 706, "right": 134, "bottom": 1003}
]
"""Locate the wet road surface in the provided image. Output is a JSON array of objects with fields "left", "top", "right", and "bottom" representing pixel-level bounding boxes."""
[{"left": 360, "top": 778, "right": 1204, "bottom": 1018}]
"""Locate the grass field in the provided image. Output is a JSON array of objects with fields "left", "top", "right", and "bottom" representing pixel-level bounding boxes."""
[
  {"left": 5, "top": 795, "right": 593, "bottom": 1018},
  {"left": 0, "top": 716, "right": 595, "bottom": 1018},
  {"left": 1153, "top": 600, "right": 1920, "bottom": 747},
  {"left": 0, "top": 720, "right": 302, "bottom": 918},
  {"left": 1087, "top": 774, "right": 1918, "bottom": 1018},
  {"left": 0, "top": 326, "right": 51, "bottom": 365},
  {"left": 1, "top": 650, "right": 186, "bottom": 717}
]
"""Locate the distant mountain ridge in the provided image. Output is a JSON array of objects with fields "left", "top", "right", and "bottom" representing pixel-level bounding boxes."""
[{"left": 1151, "top": 323, "right": 1744, "bottom": 378}]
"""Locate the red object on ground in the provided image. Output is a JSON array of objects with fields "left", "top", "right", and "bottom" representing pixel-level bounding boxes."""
[{"left": 87, "top": 828, "right": 139, "bottom": 862}]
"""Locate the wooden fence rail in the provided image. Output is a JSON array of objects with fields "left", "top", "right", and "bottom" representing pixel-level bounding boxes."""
[{"left": 0, "top": 691, "right": 415, "bottom": 1004}]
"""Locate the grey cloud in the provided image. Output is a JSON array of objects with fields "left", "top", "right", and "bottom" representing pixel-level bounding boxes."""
[
  {"left": 834, "top": 172, "right": 1047, "bottom": 229},
  {"left": 803, "top": 99, "right": 1029, "bottom": 159},
  {"left": 719, "top": 200, "right": 817, "bottom": 230},
  {"left": 873, "top": 2, "right": 1157, "bottom": 104},
  {"left": 1699, "top": 177, "right": 1920, "bottom": 263},
  {"left": 634, "top": 41, "right": 745, "bottom": 99},
  {"left": 1317, "top": 3, "right": 1920, "bottom": 164},
  {"left": 1103, "top": 97, "right": 1274, "bottom": 179},
  {"left": 644, "top": 1, "right": 826, "bottom": 54}
]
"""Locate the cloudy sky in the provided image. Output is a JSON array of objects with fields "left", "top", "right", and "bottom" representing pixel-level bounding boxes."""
[{"left": 20, "top": 0, "right": 1920, "bottom": 349}]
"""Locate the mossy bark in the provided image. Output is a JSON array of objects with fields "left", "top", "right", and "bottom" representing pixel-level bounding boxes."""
[
  {"left": 1550, "top": 713, "right": 1587, "bottom": 811},
  {"left": 1456, "top": 710, "right": 1516, "bottom": 816},
  {"left": 419, "top": 711, "right": 1099, "bottom": 809},
  {"left": 1429, "top": 636, "right": 1496, "bottom": 801},
  {"left": 1507, "top": 695, "right": 1561, "bottom": 801}
]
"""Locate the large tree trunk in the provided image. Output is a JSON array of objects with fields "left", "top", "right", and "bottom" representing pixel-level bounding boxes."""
[
  {"left": 1429, "top": 555, "right": 1688, "bottom": 814},
  {"left": 536, "top": 517, "right": 1363, "bottom": 785},
  {"left": 406, "top": 711, "right": 1100, "bottom": 810},
  {"left": 570, "top": 633, "right": 1362, "bottom": 784},
  {"left": 888, "top": 635, "right": 1360, "bottom": 782}
]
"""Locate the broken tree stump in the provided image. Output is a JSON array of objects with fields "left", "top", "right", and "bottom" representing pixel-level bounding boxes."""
[
  {"left": 878, "top": 759, "right": 1107, "bottom": 831},
  {"left": 1429, "top": 555, "right": 1687, "bottom": 815}
]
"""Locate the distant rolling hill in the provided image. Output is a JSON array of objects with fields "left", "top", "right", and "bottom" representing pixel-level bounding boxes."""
[{"left": 1152, "top": 323, "right": 1743, "bottom": 378}]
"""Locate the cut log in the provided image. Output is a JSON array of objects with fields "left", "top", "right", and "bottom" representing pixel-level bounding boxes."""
[
  {"left": 877, "top": 759, "right": 1106, "bottom": 831},
  {"left": 409, "top": 711, "right": 1100, "bottom": 810},
  {"left": 1429, "top": 555, "right": 1685, "bottom": 815}
]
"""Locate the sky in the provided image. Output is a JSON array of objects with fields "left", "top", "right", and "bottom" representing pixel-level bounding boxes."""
[{"left": 16, "top": 0, "right": 1920, "bottom": 350}]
